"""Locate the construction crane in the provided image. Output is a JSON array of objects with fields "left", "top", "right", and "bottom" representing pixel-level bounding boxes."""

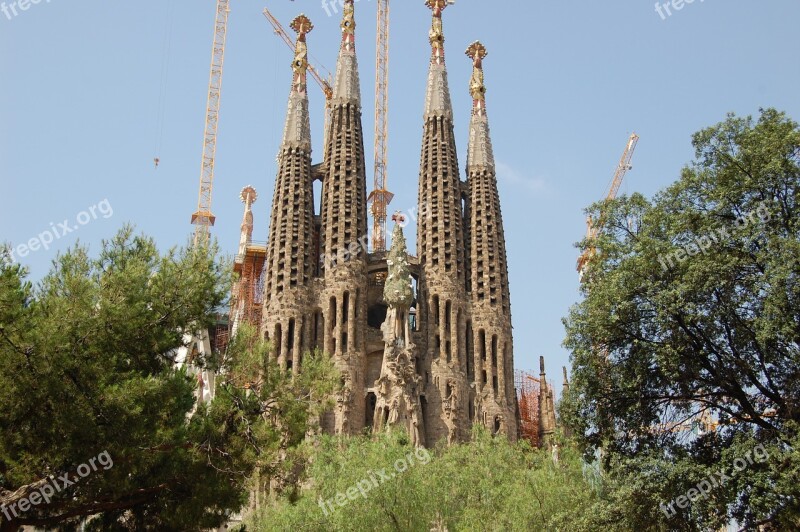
[
  {"left": 265, "top": 3, "right": 393, "bottom": 252},
  {"left": 191, "top": 0, "right": 230, "bottom": 247},
  {"left": 367, "top": 0, "right": 456, "bottom": 252},
  {"left": 576, "top": 132, "right": 639, "bottom": 278},
  {"left": 262, "top": 8, "right": 334, "bottom": 154},
  {"left": 367, "top": 0, "right": 393, "bottom": 252}
]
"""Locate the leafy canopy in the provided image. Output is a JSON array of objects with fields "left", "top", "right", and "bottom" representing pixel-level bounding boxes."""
[
  {"left": 0, "top": 227, "right": 338, "bottom": 530},
  {"left": 563, "top": 108, "right": 800, "bottom": 530}
]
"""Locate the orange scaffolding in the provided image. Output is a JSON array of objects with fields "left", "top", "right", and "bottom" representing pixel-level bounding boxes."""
[
  {"left": 210, "top": 315, "right": 231, "bottom": 354},
  {"left": 231, "top": 243, "right": 267, "bottom": 331},
  {"left": 515, "top": 370, "right": 543, "bottom": 448}
]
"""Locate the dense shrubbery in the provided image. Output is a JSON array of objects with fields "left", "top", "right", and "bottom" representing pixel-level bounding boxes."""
[{"left": 247, "top": 429, "right": 599, "bottom": 532}]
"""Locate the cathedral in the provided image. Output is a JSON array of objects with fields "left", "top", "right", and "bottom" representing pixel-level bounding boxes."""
[{"left": 231, "top": 0, "right": 518, "bottom": 446}]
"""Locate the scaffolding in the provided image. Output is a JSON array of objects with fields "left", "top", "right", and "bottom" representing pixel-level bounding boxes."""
[
  {"left": 515, "top": 370, "right": 543, "bottom": 448},
  {"left": 231, "top": 242, "right": 267, "bottom": 333},
  {"left": 210, "top": 314, "right": 231, "bottom": 354}
]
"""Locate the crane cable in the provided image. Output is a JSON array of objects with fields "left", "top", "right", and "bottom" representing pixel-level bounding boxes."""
[{"left": 153, "top": 0, "right": 176, "bottom": 169}]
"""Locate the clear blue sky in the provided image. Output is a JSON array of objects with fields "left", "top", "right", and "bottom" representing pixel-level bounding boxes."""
[{"left": 2, "top": 1, "right": 799, "bottom": 387}]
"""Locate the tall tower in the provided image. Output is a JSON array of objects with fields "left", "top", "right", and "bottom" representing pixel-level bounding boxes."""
[
  {"left": 262, "top": 15, "right": 317, "bottom": 374},
  {"left": 465, "top": 42, "right": 517, "bottom": 439},
  {"left": 232, "top": 186, "right": 266, "bottom": 335},
  {"left": 319, "top": 0, "right": 370, "bottom": 434},
  {"left": 416, "top": 0, "right": 470, "bottom": 444}
]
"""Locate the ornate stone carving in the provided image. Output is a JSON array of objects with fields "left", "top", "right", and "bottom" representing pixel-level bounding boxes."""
[
  {"left": 280, "top": 15, "right": 314, "bottom": 151},
  {"left": 336, "top": 374, "right": 352, "bottom": 435},
  {"left": 426, "top": 0, "right": 448, "bottom": 64},
  {"left": 372, "top": 222, "right": 426, "bottom": 446},
  {"left": 333, "top": 1, "right": 361, "bottom": 106}
]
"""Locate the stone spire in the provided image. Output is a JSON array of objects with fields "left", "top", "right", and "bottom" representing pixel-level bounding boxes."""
[
  {"left": 232, "top": 186, "right": 266, "bottom": 336},
  {"left": 237, "top": 186, "right": 257, "bottom": 258},
  {"left": 465, "top": 41, "right": 510, "bottom": 308},
  {"left": 538, "top": 356, "right": 556, "bottom": 446},
  {"left": 465, "top": 42, "right": 516, "bottom": 440},
  {"left": 465, "top": 41, "right": 494, "bottom": 172},
  {"left": 332, "top": 0, "right": 361, "bottom": 106},
  {"left": 423, "top": 0, "right": 453, "bottom": 119},
  {"left": 561, "top": 367, "right": 572, "bottom": 438},
  {"left": 319, "top": 0, "right": 369, "bottom": 435},
  {"left": 281, "top": 15, "right": 313, "bottom": 150},
  {"left": 417, "top": 0, "right": 466, "bottom": 293},
  {"left": 263, "top": 15, "right": 317, "bottom": 372},
  {"left": 417, "top": 0, "right": 469, "bottom": 446},
  {"left": 321, "top": 0, "right": 368, "bottom": 279}
]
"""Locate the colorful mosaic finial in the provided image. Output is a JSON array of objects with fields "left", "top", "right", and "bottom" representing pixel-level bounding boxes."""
[
  {"left": 466, "top": 41, "right": 488, "bottom": 116},
  {"left": 426, "top": 0, "right": 449, "bottom": 65}
]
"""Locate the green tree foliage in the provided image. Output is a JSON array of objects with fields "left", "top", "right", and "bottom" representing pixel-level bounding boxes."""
[
  {"left": 563, "top": 109, "right": 800, "bottom": 529},
  {"left": 0, "top": 227, "right": 339, "bottom": 530},
  {"left": 212, "top": 322, "right": 341, "bottom": 497},
  {"left": 247, "top": 429, "right": 597, "bottom": 532}
]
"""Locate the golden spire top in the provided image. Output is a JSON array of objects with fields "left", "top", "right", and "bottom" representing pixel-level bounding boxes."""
[
  {"left": 240, "top": 185, "right": 257, "bottom": 210},
  {"left": 426, "top": 0, "right": 449, "bottom": 65},
  {"left": 290, "top": 15, "right": 313, "bottom": 94},
  {"left": 465, "top": 41, "right": 494, "bottom": 171},
  {"left": 340, "top": 0, "right": 356, "bottom": 52},
  {"left": 281, "top": 14, "right": 313, "bottom": 148},
  {"left": 466, "top": 41, "right": 488, "bottom": 116},
  {"left": 290, "top": 14, "right": 313, "bottom": 36},
  {"left": 332, "top": 0, "right": 361, "bottom": 104}
]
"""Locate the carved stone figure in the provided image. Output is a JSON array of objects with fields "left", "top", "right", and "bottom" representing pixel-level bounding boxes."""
[
  {"left": 410, "top": 408, "right": 423, "bottom": 448},
  {"left": 388, "top": 398, "right": 400, "bottom": 424},
  {"left": 336, "top": 377, "right": 352, "bottom": 435},
  {"left": 446, "top": 419, "right": 457, "bottom": 446}
]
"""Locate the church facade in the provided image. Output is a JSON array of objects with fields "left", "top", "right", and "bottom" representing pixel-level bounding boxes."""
[{"left": 233, "top": 0, "right": 518, "bottom": 446}]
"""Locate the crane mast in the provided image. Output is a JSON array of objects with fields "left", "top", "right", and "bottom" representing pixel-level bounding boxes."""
[
  {"left": 368, "top": 0, "right": 393, "bottom": 252},
  {"left": 605, "top": 133, "right": 639, "bottom": 209},
  {"left": 577, "top": 132, "right": 639, "bottom": 277},
  {"left": 191, "top": 0, "right": 230, "bottom": 246}
]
